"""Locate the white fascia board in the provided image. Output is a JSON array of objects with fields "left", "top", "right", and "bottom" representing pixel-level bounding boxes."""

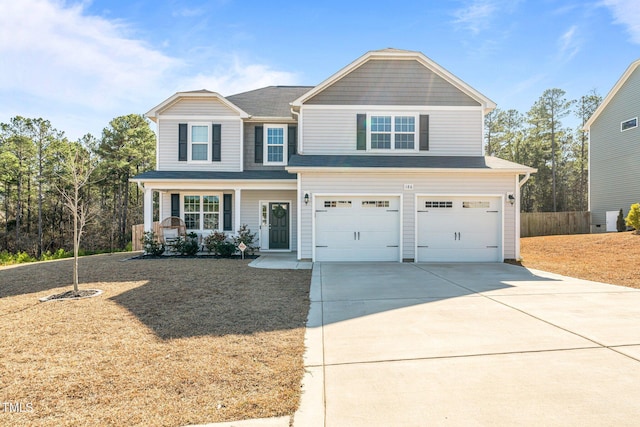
[
  {"left": 285, "top": 166, "right": 536, "bottom": 174},
  {"left": 145, "top": 91, "right": 250, "bottom": 121},
  {"left": 583, "top": 58, "right": 640, "bottom": 130},
  {"left": 244, "top": 116, "right": 297, "bottom": 123},
  {"left": 300, "top": 104, "right": 483, "bottom": 111},
  {"left": 129, "top": 179, "right": 297, "bottom": 191}
]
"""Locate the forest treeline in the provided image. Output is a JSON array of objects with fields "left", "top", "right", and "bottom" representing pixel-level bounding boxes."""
[
  {"left": 0, "top": 87, "right": 602, "bottom": 257},
  {"left": 0, "top": 114, "right": 155, "bottom": 258}
]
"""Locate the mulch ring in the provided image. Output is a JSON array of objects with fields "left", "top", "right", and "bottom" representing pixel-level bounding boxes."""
[{"left": 39, "top": 289, "right": 103, "bottom": 302}]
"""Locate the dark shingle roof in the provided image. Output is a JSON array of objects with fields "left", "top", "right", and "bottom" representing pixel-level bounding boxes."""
[
  {"left": 131, "top": 170, "right": 295, "bottom": 181},
  {"left": 287, "top": 155, "right": 535, "bottom": 171},
  {"left": 226, "top": 86, "right": 313, "bottom": 117}
]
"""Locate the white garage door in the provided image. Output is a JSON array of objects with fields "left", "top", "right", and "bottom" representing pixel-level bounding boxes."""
[
  {"left": 315, "top": 196, "right": 401, "bottom": 262},
  {"left": 417, "top": 196, "right": 502, "bottom": 262}
]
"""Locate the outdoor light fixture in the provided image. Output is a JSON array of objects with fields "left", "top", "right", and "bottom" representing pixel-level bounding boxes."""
[
  {"left": 304, "top": 193, "right": 310, "bottom": 205},
  {"left": 508, "top": 193, "right": 515, "bottom": 205}
]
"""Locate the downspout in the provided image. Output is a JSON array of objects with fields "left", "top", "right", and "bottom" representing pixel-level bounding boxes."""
[
  {"left": 519, "top": 172, "right": 531, "bottom": 188},
  {"left": 290, "top": 107, "right": 300, "bottom": 154}
]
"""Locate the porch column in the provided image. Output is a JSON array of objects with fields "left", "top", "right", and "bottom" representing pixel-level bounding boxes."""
[
  {"left": 234, "top": 188, "right": 241, "bottom": 234},
  {"left": 144, "top": 187, "right": 153, "bottom": 232}
]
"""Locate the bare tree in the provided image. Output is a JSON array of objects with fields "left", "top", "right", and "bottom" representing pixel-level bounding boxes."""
[{"left": 56, "top": 138, "right": 96, "bottom": 293}]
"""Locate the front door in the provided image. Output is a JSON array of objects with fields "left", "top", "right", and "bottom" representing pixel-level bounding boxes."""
[{"left": 269, "top": 202, "right": 289, "bottom": 249}]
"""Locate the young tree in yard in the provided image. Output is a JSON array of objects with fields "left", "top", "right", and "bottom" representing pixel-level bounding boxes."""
[{"left": 57, "top": 137, "right": 97, "bottom": 293}]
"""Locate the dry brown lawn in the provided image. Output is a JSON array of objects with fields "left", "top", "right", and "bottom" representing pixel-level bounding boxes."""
[
  {"left": 520, "top": 231, "right": 640, "bottom": 289},
  {"left": 0, "top": 254, "right": 311, "bottom": 426}
]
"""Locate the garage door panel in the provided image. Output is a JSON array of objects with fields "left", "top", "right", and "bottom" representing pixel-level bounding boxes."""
[
  {"left": 417, "top": 196, "right": 502, "bottom": 262},
  {"left": 315, "top": 196, "right": 400, "bottom": 262}
]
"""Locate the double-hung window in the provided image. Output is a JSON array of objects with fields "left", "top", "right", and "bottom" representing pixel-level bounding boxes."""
[
  {"left": 184, "top": 195, "right": 220, "bottom": 231},
  {"left": 189, "top": 123, "right": 210, "bottom": 161},
  {"left": 369, "top": 114, "right": 417, "bottom": 151},
  {"left": 264, "top": 125, "right": 287, "bottom": 165}
]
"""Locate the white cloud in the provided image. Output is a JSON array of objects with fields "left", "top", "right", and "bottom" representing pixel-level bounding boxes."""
[
  {"left": 452, "top": 0, "right": 497, "bottom": 34},
  {"left": 558, "top": 25, "right": 582, "bottom": 62},
  {"left": 601, "top": 0, "right": 640, "bottom": 44},
  {"left": 179, "top": 57, "right": 299, "bottom": 96},
  {"left": 0, "top": 0, "right": 178, "bottom": 110},
  {"left": 0, "top": 0, "right": 299, "bottom": 139}
]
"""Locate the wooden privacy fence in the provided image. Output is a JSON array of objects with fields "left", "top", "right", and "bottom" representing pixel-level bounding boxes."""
[
  {"left": 131, "top": 222, "right": 160, "bottom": 251},
  {"left": 521, "top": 211, "right": 591, "bottom": 237}
]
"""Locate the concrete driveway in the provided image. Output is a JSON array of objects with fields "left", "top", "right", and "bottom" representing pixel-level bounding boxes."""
[{"left": 294, "top": 262, "right": 640, "bottom": 426}]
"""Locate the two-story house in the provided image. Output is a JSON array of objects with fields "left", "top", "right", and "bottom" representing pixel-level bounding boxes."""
[
  {"left": 132, "top": 48, "right": 536, "bottom": 262},
  {"left": 583, "top": 58, "right": 640, "bottom": 232}
]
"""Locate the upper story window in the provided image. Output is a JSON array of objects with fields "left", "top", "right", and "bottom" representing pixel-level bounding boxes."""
[
  {"left": 622, "top": 117, "right": 638, "bottom": 132},
  {"left": 264, "top": 125, "right": 287, "bottom": 165},
  {"left": 190, "top": 124, "right": 210, "bottom": 161},
  {"left": 369, "top": 114, "right": 417, "bottom": 151}
]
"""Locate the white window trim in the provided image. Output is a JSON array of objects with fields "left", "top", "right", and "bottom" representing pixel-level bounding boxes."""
[
  {"left": 188, "top": 122, "right": 211, "bottom": 163},
  {"left": 181, "top": 193, "right": 222, "bottom": 232},
  {"left": 366, "top": 113, "right": 419, "bottom": 152},
  {"left": 621, "top": 117, "right": 638, "bottom": 132},
  {"left": 264, "top": 124, "right": 288, "bottom": 165}
]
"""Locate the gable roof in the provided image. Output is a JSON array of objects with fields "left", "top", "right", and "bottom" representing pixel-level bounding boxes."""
[
  {"left": 145, "top": 90, "right": 250, "bottom": 121},
  {"left": 226, "top": 86, "right": 313, "bottom": 118},
  {"left": 584, "top": 58, "right": 640, "bottom": 130},
  {"left": 291, "top": 49, "right": 496, "bottom": 113}
]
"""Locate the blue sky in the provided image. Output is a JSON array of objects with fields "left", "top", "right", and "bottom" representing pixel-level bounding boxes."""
[{"left": 1, "top": 0, "right": 638, "bottom": 140}]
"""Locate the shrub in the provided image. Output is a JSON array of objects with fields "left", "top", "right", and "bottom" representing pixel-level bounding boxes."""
[
  {"left": 141, "top": 231, "right": 165, "bottom": 256},
  {"left": 174, "top": 232, "right": 200, "bottom": 256},
  {"left": 204, "top": 231, "right": 227, "bottom": 254},
  {"left": 41, "top": 248, "right": 71, "bottom": 261},
  {"left": 617, "top": 209, "right": 627, "bottom": 232},
  {"left": 625, "top": 203, "right": 640, "bottom": 233},
  {"left": 233, "top": 224, "right": 258, "bottom": 255},
  {"left": 217, "top": 241, "right": 237, "bottom": 258}
]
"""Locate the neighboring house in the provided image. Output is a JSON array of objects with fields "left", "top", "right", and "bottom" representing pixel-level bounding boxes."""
[
  {"left": 132, "top": 49, "right": 535, "bottom": 262},
  {"left": 584, "top": 58, "right": 640, "bottom": 232}
]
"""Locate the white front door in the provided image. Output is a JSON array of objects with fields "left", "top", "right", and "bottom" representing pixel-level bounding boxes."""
[
  {"left": 315, "top": 196, "right": 401, "bottom": 262},
  {"left": 416, "top": 196, "right": 502, "bottom": 262}
]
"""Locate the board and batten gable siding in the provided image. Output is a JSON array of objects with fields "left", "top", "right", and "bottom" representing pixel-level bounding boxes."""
[
  {"left": 590, "top": 66, "right": 640, "bottom": 230},
  {"left": 160, "top": 97, "right": 240, "bottom": 116},
  {"left": 298, "top": 172, "right": 517, "bottom": 260},
  {"left": 300, "top": 107, "right": 483, "bottom": 156},
  {"left": 305, "top": 59, "right": 481, "bottom": 106},
  {"left": 157, "top": 118, "right": 242, "bottom": 171},
  {"left": 240, "top": 190, "right": 297, "bottom": 250}
]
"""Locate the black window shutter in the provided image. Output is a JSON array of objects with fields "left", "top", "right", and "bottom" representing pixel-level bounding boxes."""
[
  {"left": 178, "top": 124, "right": 188, "bottom": 161},
  {"left": 212, "top": 124, "right": 221, "bottom": 162},
  {"left": 223, "top": 194, "right": 232, "bottom": 231},
  {"left": 254, "top": 126, "right": 264, "bottom": 163},
  {"left": 288, "top": 125, "right": 297, "bottom": 160},
  {"left": 419, "top": 115, "right": 429, "bottom": 151},
  {"left": 171, "top": 194, "right": 180, "bottom": 217},
  {"left": 356, "top": 114, "right": 366, "bottom": 150}
]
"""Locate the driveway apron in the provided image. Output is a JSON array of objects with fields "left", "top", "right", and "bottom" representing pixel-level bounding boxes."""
[{"left": 294, "top": 262, "right": 640, "bottom": 426}]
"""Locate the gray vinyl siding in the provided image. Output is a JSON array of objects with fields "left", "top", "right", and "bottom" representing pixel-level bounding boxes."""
[
  {"left": 243, "top": 123, "right": 290, "bottom": 171},
  {"left": 161, "top": 98, "right": 239, "bottom": 116},
  {"left": 590, "top": 67, "right": 640, "bottom": 231},
  {"left": 298, "top": 172, "right": 517, "bottom": 260},
  {"left": 240, "top": 190, "right": 297, "bottom": 250},
  {"left": 157, "top": 118, "right": 242, "bottom": 171},
  {"left": 305, "top": 59, "right": 481, "bottom": 106},
  {"left": 301, "top": 108, "right": 483, "bottom": 156}
]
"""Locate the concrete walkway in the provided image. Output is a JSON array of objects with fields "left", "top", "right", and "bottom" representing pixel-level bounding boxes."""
[
  {"left": 249, "top": 252, "right": 312, "bottom": 270},
  {"left": 294, "top": 262, "right": 640, "bottom": 426}
]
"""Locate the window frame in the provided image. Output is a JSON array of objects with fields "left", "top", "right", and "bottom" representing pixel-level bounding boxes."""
[
  {"left": 621, "top": 117, "right": 638, "bottom": 132},
  {"left": 367, "top": 113, "right": 419, "bottom": 152},
  {"left": 263, "top": 124, "right": 288, "bottom": 165},
  {"left": 188, "top": 122, "right": 211, "bottom": 163},
  {"left": 182, "top": 193, "right": 222, "bottom": 232}
]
